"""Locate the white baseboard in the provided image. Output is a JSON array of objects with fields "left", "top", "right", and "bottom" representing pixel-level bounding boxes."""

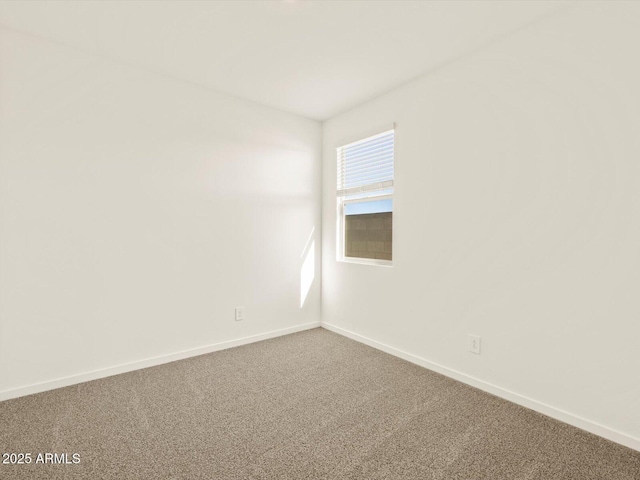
[
  {"left": 0, "top": 321, "right": 321, "bottom": 402},
  {"left": 321, "top": 322, "right": 640, "bottom": 453}
]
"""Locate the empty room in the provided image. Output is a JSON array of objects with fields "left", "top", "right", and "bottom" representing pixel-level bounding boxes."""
[{"left": 1, "top": 1, "right": 639, "bottom": 478}]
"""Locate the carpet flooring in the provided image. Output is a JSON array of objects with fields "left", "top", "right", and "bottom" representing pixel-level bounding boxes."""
[{"left": 1, "top": 328, "right": 639, "bottom": 479}]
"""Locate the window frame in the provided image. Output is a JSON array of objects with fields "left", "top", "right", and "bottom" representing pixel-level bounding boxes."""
[{"left": 336, "top": 127, "right": 395, "bottom": 267}]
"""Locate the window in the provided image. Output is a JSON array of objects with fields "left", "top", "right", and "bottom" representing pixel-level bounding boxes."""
[{"left": 337, "top": 128, "right": 394, "bottom": 265}]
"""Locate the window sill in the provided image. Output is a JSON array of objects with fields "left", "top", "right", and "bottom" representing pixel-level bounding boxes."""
[{"left": 338, "top": 257, "right": 393, "bottom": 268}]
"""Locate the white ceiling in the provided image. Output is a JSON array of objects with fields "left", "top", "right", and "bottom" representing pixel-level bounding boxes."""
[{"left": 0, "top": 0, "right": 568, "bottom": 120}]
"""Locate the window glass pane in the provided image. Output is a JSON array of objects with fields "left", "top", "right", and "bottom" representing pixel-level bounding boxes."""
[
  {"left": 344, "top": 200, "right": 392, "bottom": 261},
  {"left": 345, "top": 198, "right": 392, "bottom": 215}
]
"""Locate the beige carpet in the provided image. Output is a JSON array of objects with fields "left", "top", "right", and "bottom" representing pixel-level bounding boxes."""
[{"left": 1, "top": 328, "right": 638, "bottom": 479}]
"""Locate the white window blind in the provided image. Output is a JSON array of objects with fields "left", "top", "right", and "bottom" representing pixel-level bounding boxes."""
[{"left": 337, "top": 129, "right": 394, "bottom": 197}]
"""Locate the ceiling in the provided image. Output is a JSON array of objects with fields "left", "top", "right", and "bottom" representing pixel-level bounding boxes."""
[{"left": 0, "top": 0, "right": 568, "bottom": 121}]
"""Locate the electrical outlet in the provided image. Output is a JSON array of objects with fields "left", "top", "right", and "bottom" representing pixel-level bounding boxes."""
[
  {"left": 234, "top": 307, "right": 245, "bottom": 322},
  {"left": 468, "top": 335, "right": 481, "bottom": 354}
]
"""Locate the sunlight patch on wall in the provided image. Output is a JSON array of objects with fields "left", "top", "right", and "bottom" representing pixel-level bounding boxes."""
[{"left": 300, "top": 228, "right": 315, "bottom": 307}]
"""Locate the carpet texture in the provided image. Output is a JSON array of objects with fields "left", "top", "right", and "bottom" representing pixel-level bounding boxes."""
[{"left": 1, "top": 328, "right": 638, "bottom": 479}]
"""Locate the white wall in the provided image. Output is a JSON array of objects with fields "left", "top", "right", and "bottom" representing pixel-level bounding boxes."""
[
  {"left": 0, "top": 28, "right": 321, "bottom": 396},
  {"left": 322, "top": 2, "right": 640, "bottom": 447}
]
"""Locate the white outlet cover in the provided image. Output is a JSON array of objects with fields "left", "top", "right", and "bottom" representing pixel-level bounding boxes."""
[
  {"left": 468, "top": 335, "right": 481, "bottom": 354},
  {"left": 235, "top": 307, "right": 244, "bottom": 322}
]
